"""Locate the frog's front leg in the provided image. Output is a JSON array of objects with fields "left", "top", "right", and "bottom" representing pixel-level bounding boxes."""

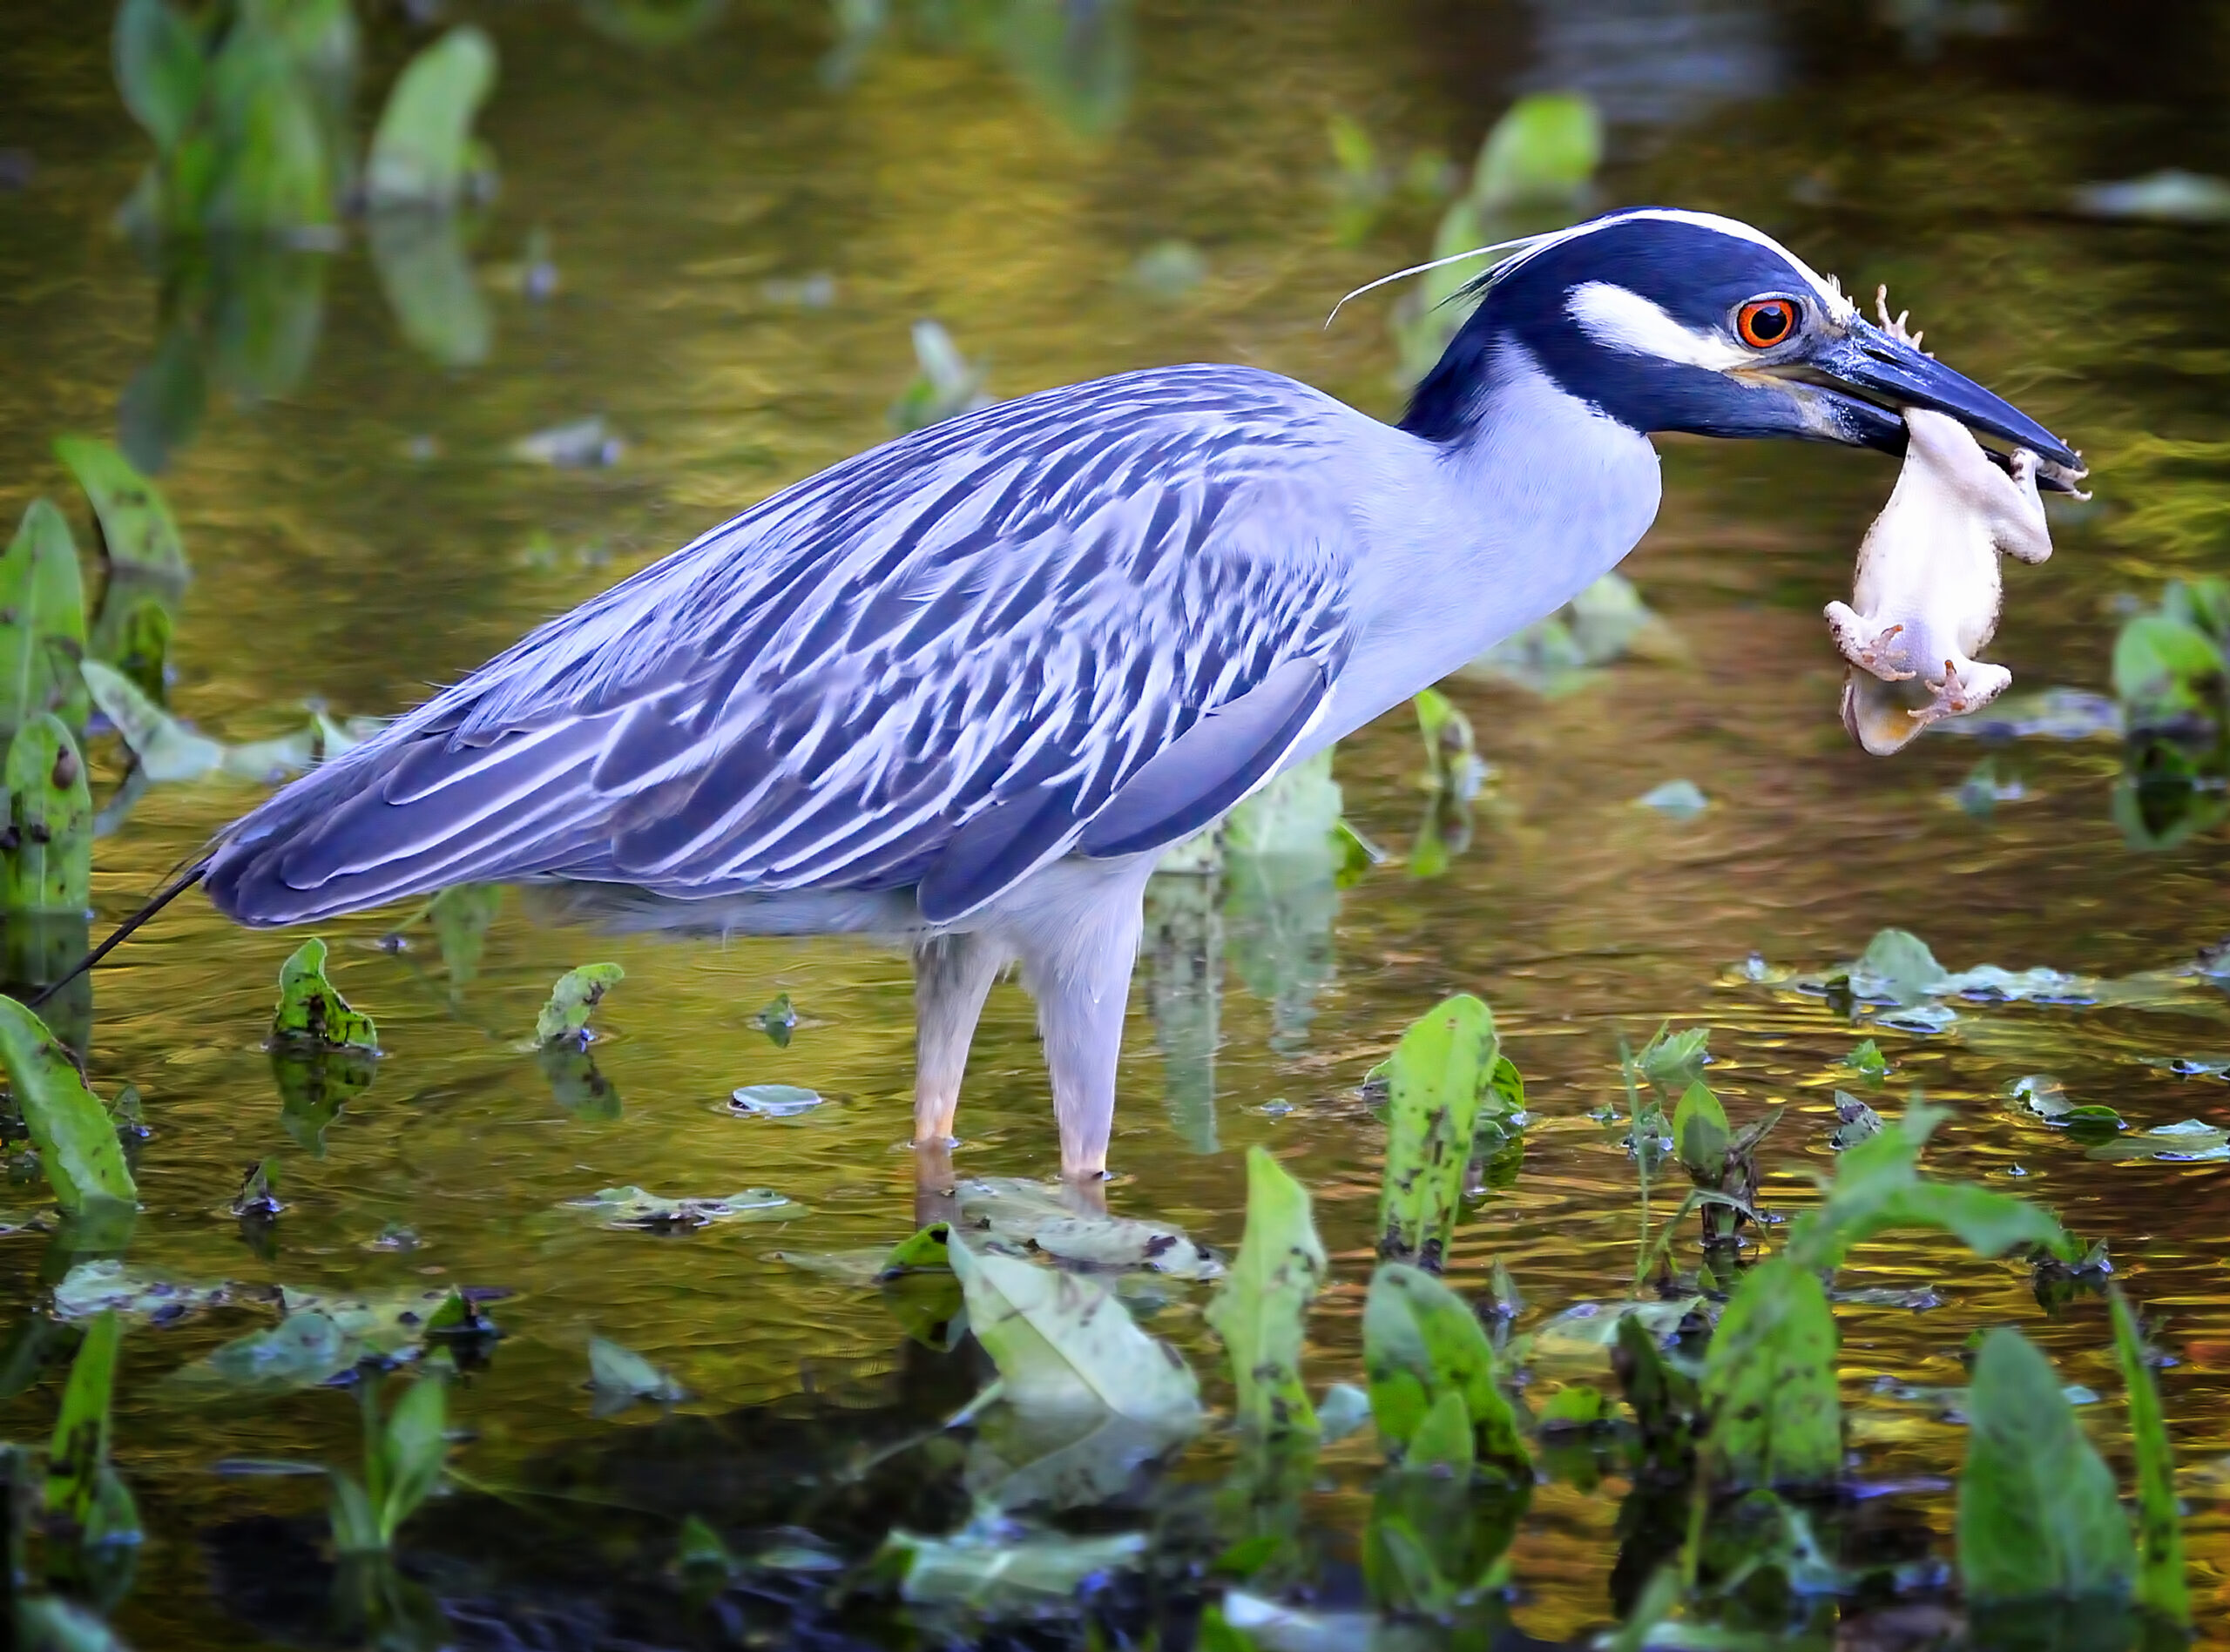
[
  {"left": 1995, "top": 449, "right": 2053, "bottom": 566},
  {"left": 1824, "top": 601, "right": 1916, "bottom": 681}
]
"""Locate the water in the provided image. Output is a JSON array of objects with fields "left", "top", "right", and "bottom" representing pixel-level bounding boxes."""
[{"left": 3, "top": 3, "right": 2230, "bottom": 1645}]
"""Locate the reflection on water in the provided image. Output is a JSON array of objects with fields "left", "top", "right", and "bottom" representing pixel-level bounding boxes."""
[{"left": 3, "top": 1, "right": 2230, "bottom": 1646}]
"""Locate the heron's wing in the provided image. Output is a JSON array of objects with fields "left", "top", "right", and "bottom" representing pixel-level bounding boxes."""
[{"left": 207, "top": 367, "right": 1356, "bottom": 926}]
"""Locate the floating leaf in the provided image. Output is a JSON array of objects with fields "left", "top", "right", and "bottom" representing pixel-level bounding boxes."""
[
  {"left": 1537, "top": 1383, "right": 1611, "bottom": 1431},
  {"left": 2111, "top": 1288, "right": 2189, "bottom": 1627},
  {"left": 568, "top": 1185, "right": 801, "bottom": 1231},
  {"left": 1205, "top": 1147, "right": 1327, "bottom": 1437},
  {"left": 2088, "top": 1119, "right": 2230, "bottom": 1163},
  {"left": 1362, "top": 1263, "right": 1528, "bottom": 1480},
  {"left": 1377, "top": 994, "right": 1499, "bottom": 1267},
  {"left": 885, "top": 1521, "right": 1148, "bottom": 1612},
  {"left": 96, "top": 595, "right": 172, "bottom": 705},
  {"left": 53, "top": 1260, "right": 240, "bottom": 1325},
  {"left": 532, "top": 962, "right": 623, "bottom": 1046},
  {"left": 1701, "top": 1256, "right": 1840, "bottom": 1487},
  {"left": 1828, "top": 1090, "right": 1883, "bottom": 1150},
  {"left": 1851, "top": 927, "right": 1950, "bottom": 1003},
  {"left": 365, "top": 25, "right": 496, "bottom": 206},
  {"left": 889, "top": 320, "right": 990, "bottom": 433},
  {"left": 588, "top": 1334, "right": 686, "bottom": 1411},
  {"left": 271, "top": 937, "right": 377, "bottom": 1050},
  {"left": 955, "top": 1177, "right": 1221, "bottom": 1278},
  {"left": 1634, "top": 779, "right": 1706, "bottom": 819},
  {"left": 53, "top": 436, "right": 187, "bottom": 575},
  {"left": 946, "top": 1235, "right": 1201, "bottom": 1425},
  {"left": 0, "top": 498, "right": 90, "bottom": 740},
  {"left": 2072, "top": 169, "right": 2230, "bottom": 222},
  {"left": 728, "top": 1083, "right": 821, "bottom": 1118},
  {"left": 510, "top": 416, "right": 624, "bottom": 468},
  {"left": 0, "top": 996, "right": 135, "bottom": 1212},
  {"left": 2010, "top": 1075, "right": 2124, "bottom": 1131},
  {"left": 1, "top": 716, "right": 91, "bottom": 914},
  {"left": 1957, "top": 1326, "right": 2134, "bottom": 1603}
]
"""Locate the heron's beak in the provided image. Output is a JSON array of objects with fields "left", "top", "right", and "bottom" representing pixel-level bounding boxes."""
[{"left": 1772, "top": 318, "right": 2085, "bottom": 489}]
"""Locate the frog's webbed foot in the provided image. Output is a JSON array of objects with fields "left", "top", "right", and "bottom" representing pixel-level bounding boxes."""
[
  {"left": 1909, "top": 657, "right": 2012, "bottom": 730},
  {"left": 1874, "top": 285, "right": 1926, "bottom": 354},
  {"left": 1825, "top": 602, "right": 1917, "bottom": 680}
]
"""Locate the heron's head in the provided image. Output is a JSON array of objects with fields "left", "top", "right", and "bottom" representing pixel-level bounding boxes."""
[{"left": 1402, "top": 208, "right": 2081, "bottom": 482}]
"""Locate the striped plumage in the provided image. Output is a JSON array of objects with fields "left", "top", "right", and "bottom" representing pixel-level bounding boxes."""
[
  {"left": 198, "top": 209, "right": 2078, "bottom": 1177},
  {"left": 208, "top": 367, "right": 1356, "bottom": 927}
]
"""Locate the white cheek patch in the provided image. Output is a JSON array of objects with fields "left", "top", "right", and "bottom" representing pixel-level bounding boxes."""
[{"left": 1565, "top": 280, "right": 1754, "bottom": 371}]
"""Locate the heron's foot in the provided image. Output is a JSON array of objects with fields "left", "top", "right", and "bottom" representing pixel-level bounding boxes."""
[{"left": 912, "top": 1137, "right": 960, "bottom": 1230}]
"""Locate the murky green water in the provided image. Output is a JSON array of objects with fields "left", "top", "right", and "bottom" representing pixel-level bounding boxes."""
[{"left": 5, "top": 2, "right": 2230, "bottom": 1645}]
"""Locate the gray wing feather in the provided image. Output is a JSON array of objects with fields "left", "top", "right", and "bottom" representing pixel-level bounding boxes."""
[{"left": 206, "top": 366, "right": 1357, "bottom": 926}]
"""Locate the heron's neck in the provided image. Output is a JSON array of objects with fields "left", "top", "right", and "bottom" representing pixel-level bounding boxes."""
[{"left": 1340, "top": 340, "right": 1662, "bottom": 709}]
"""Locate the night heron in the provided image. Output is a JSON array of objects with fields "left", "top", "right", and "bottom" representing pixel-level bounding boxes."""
[{"left": 183, "top": 208, "right": 2077, "bottom": 1179}]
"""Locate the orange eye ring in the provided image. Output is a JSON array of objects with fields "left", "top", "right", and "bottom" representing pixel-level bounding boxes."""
[{"left": 1736, "top": 297, "right": 1799, "bottom": 349}]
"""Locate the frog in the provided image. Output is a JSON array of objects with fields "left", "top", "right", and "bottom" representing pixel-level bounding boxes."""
[{"left": 1823, "top": 291, "right": 2053, "bottom": 756}]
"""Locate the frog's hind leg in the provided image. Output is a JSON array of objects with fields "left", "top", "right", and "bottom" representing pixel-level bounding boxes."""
[{"left": 1910, "top": 656, "right": 2012, "bottom": 731}]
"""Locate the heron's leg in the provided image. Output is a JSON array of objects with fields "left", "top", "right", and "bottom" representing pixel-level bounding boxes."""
[
  {"left": 1017, "top": 890, "right": 1145, "bottom": 1181},
  {"left": 912, "top": 930, "right": 1004, "bottom": 1149}
]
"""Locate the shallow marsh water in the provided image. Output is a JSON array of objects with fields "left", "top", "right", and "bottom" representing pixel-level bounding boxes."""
[{"left": 3, "top": 2, "right": 2230, "bottom": 1645}]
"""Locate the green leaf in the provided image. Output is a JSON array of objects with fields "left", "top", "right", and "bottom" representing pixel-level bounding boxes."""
[
  {"left": 1537, "top": 1383, "right": 1611, "bottom": 1430},
  {"left": 1204, "top": 1146, "right": 1328, "bottom": 1437},
  {"left": 1956, "top": 1326, "right": 2134, "bottom": 1603},
  {"left": 424, "top": 883, "right": 502, "bottom": 989},
  {"left": 0, "top": 996, "right": 135, "bottom": 1212},
  {"left": 367, "top": 26, "right": 497, "bottom": 206},
  {"left": 113, "top": 0, "right": 206, "bottom": 153},
  {"left": 0, "top": 499, "right": 90, "bottom": 741},
  {"left": 1634, "top": 1024, "right": 1709, "bottom": 1093},
  {"left": 202, "top": 26, "right": 336, "bottom": 231},
  {"left": 1788, "top": 1102, "right": 2069, "bottom": 1270},
  {"left": 1471, "top": 91, "right": 1601, "bottom": 211},
  {"left": 271, "top": 937, "right": 378, "bottom": 1050},
  {"left": 1672, "top": 1079, "right": 1728, "bottom": 1178},
  {"left": 566, "top": 1185, "right": 802, "bottom": 1231},
  {"left": 1845, "top": 1039, "right": 1889, "bottom": 1080},
  {"left": 678, "top": 1513, "right": 734, "bottom": 1574},
  {"left": 2113, "top": 614, "right": 2223, "bottom": 707},
  {"left": 878, "top": 1223, "right": 952, "bottom": 1277},
  {"left": 1828, "top": 1089, "right": 1883, "bottom": 1150},
  {"left": 81, "top": 659, "right": 314, "bottom": 784},
  {"left": 1701, "top": 1255, "right": 1840, "bottom": 1487},
  {"left": 1, "top": 717, "right": 91, "bottom": 914},
  {"left": 588, "top": 1334, "right": 686, "bottom": 1408},
  {"left": 1362, "top": 1263, "right": 1528, "bottom": 1480},
  {"left": 1377, "top": 994, "right": 1499, "bottom": 1266},
  {"left": 53, "top": 437, "right": 187, "bottom": 576},
  {"left": 531, "top": 962, "right": 623, "bottom": 1045},
  {"left": 16, "top": 1595, "right": 131, "bottom": 1651},
  {"left": 327, "top": 1469, "right": 382, "bottom": 1554},
  {"left": 946, "top": 1234, "right": 1202, "bottom": 1425},
  {"left": 367, "top": 207, "right": 491, "bottom": 368},
  {"left": 44, "top": 1310, "right": 124, "bottom": 1536},
  {"left": 375, "top": 1376, "right": 448, "bottom": 1545},
  {"left": 2110, "top": 1289, "right": 2188, "bottom": 1626},
  {"left": 95, "top": 596, "right": 172, "bottom": 705}
]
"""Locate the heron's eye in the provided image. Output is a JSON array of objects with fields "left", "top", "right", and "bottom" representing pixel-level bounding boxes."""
[{"left": 1736, "top": 298, "right": 1799, "bottom": 349}]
